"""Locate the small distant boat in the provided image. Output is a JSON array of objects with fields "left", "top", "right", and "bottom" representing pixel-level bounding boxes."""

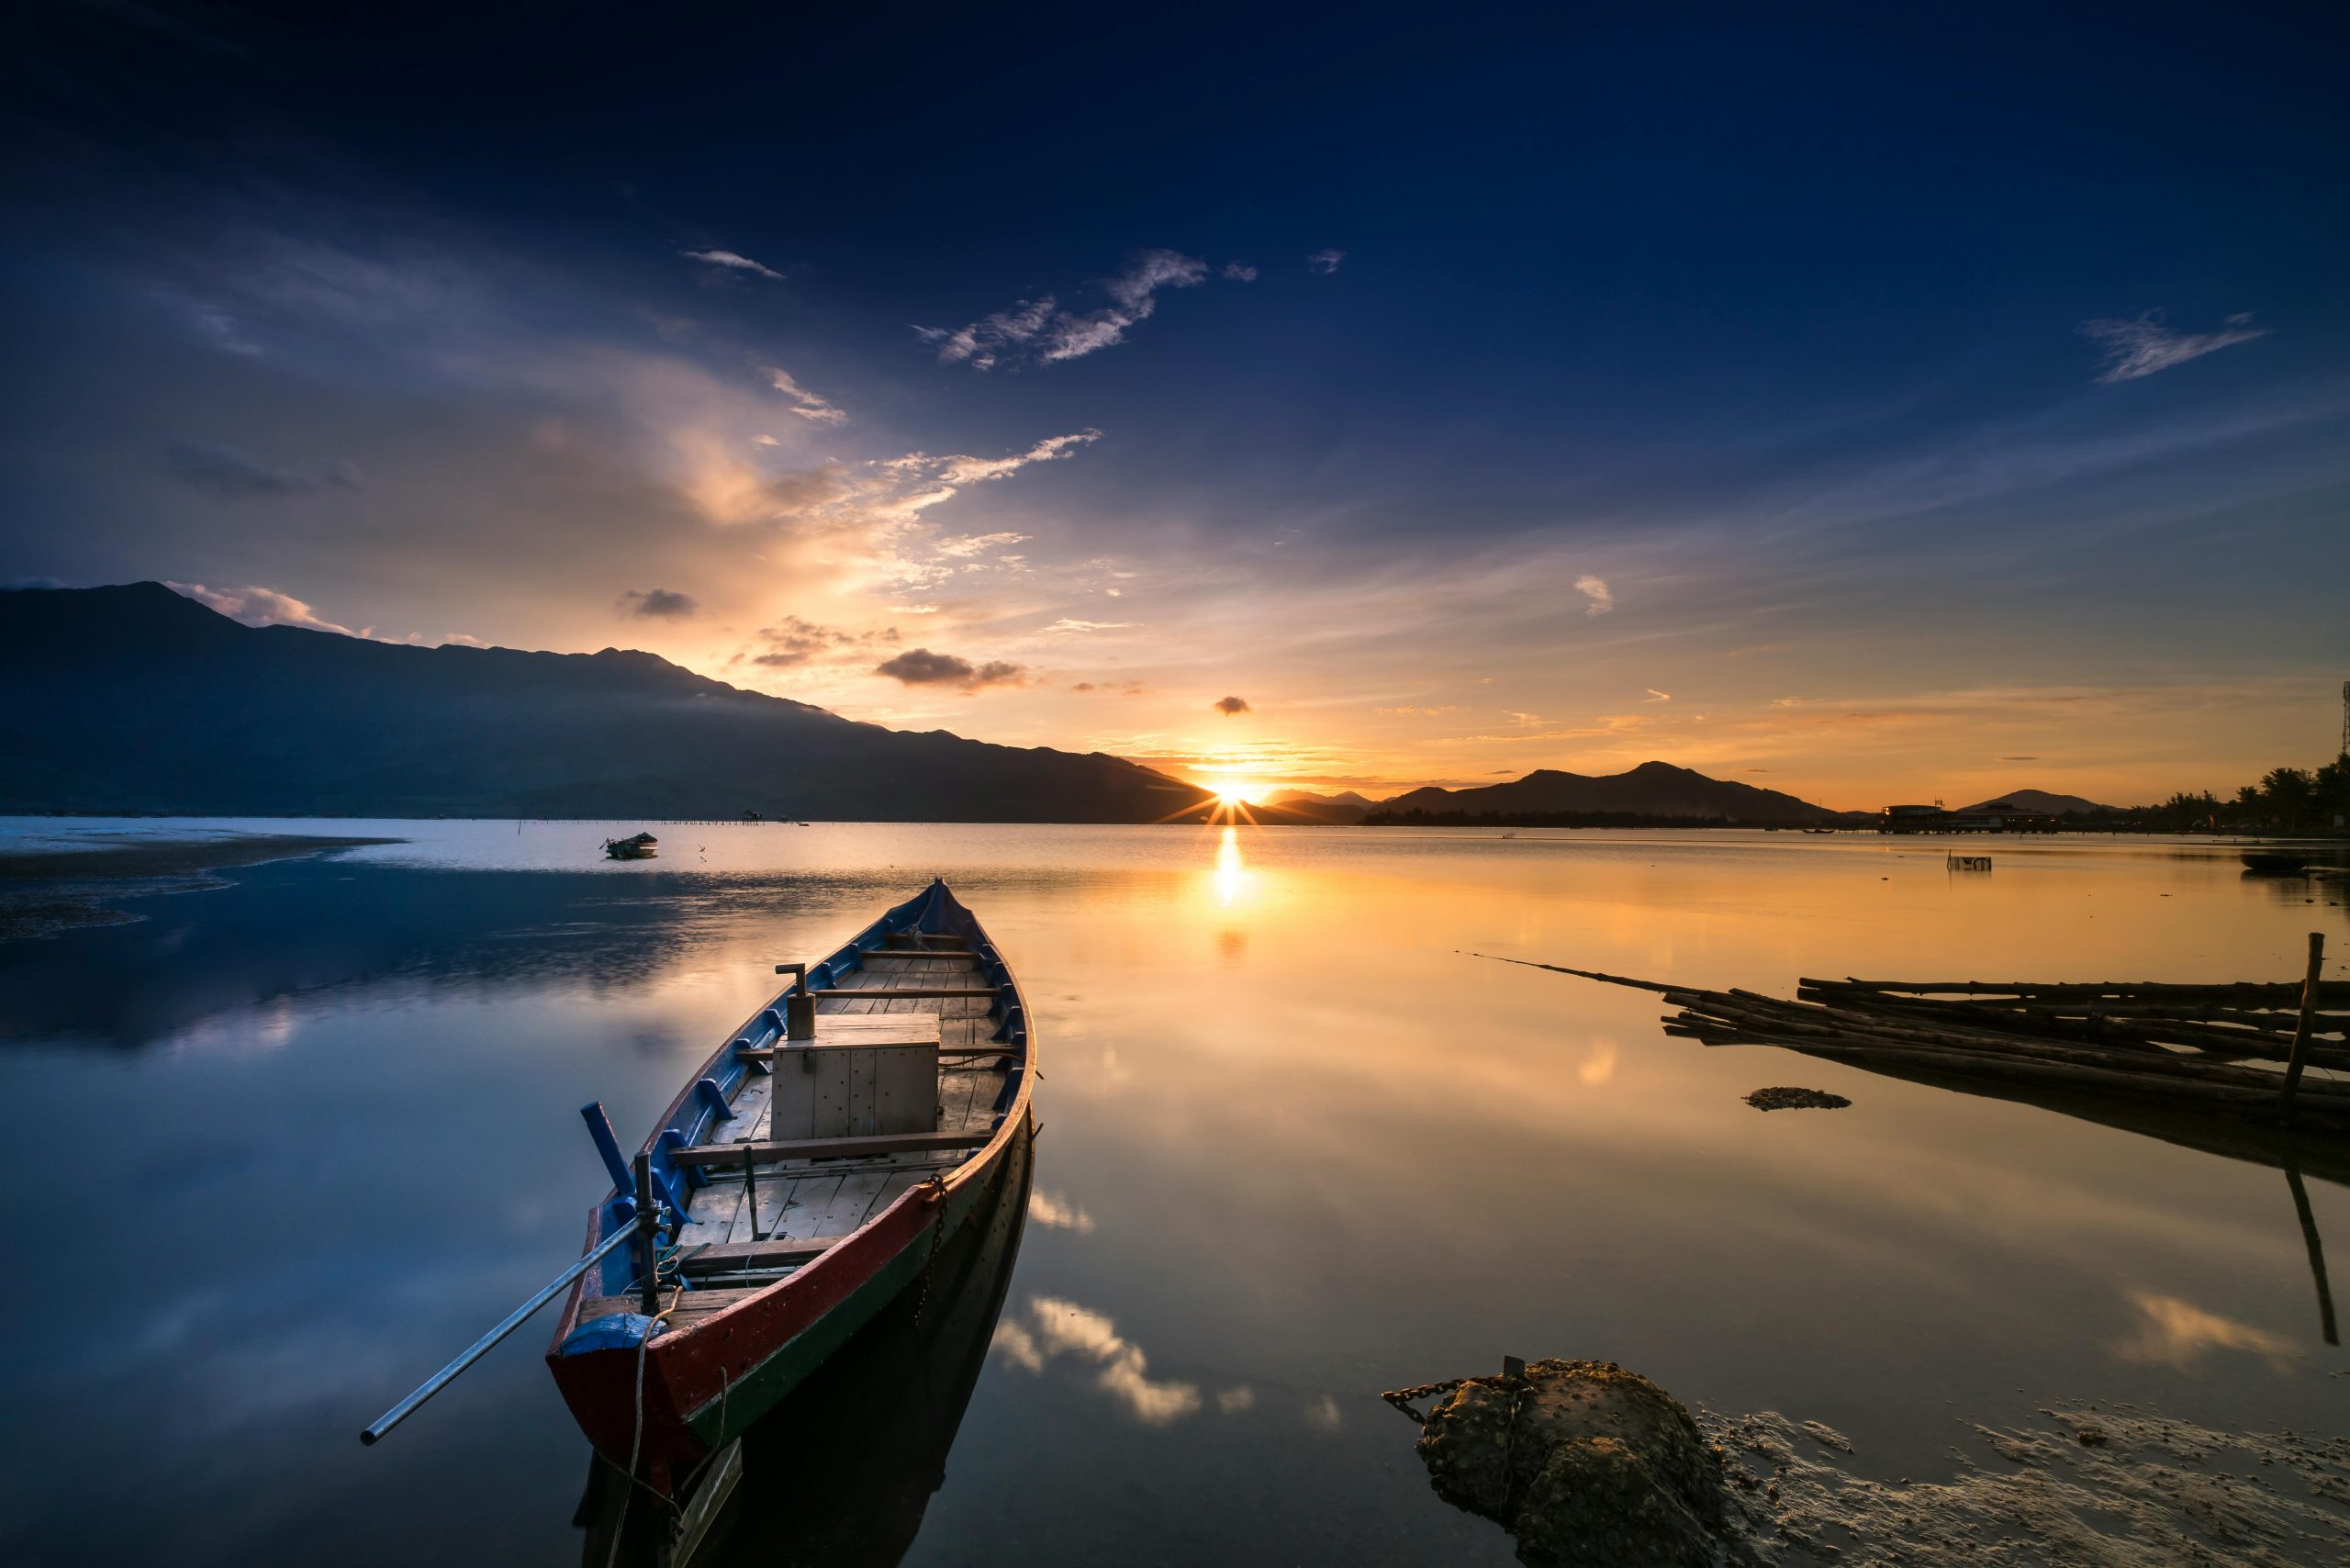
[
  {"left": 2241, "top": 849, "right": 2310, "bottom": 875},
  {"left": 1805, "top": 828, "right": 1837, "bottom": 835},
  {"left": 603, "top": 832, "right": 658, "bottom": 860},
  {"left": 544, "top": 879, "right": 1034, "bottom": 1495}
]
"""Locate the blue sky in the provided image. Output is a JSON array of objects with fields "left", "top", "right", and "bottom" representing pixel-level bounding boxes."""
[{"left": 5, "top": 2, "right": 2345, "bottom": 806}]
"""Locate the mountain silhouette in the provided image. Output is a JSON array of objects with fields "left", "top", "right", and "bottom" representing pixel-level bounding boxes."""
[
  {"left": 1373, "top": 761, "right": 1840, "bottom": 824},
  {"left": 0, "top": 583, "right": 1214, "bottom": 822}
]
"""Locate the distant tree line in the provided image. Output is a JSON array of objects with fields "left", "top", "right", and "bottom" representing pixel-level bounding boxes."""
[{"left": 2132, "top": 754, "right": 2350, "bottom": 835}]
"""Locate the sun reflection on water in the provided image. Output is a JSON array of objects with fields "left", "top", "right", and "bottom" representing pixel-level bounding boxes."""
[{"left": 1213, "top": 824, "right": 1248, "bottom": 907}]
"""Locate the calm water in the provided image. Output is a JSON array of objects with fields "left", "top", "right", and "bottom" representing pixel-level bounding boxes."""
[{"left": 3, "top": 820, "right": 2346, "bottom": 1566}]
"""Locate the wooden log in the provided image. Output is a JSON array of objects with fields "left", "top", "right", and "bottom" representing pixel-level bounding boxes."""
[
  {"left": 2284, "top": 933, "right": 2329, "bottom": 1125},
  {"left": 670, "top": 1130, "right": 993, "bottom": 1169}
]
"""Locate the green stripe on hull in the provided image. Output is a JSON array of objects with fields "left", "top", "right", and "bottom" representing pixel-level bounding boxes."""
[{"left": 681, "top": 1186, "right": 982, "bottom": 1449}]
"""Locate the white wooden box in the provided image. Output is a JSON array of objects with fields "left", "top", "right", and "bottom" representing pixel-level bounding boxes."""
[{"left": 770, "top": 1014, "right": 941, "bottom": 1138}]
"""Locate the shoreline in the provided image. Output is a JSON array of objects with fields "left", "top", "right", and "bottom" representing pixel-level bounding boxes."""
[{"left": 0, "top": 834, "right": 399, "bottom": 940}]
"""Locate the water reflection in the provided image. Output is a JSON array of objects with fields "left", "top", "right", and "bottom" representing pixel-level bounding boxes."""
[
  {"left": 1212, "top": 824, "right": 1248, "bottom": 907},
  {"left": 578, "top": 1128, "right": 1033, "bottom": 1568},
  {"left": 992, "top": 1295, "right": 1207, "bottom": 1426},
  {"left": 8, "top": 823, "right": 2350, "bottom": 1568},
  {"left": 2110, "top": 1289, "right": 2296, "bottom": 1370}
]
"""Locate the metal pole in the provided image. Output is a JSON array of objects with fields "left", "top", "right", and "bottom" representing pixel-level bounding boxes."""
[
  {"left": 360, "top": 1217, "right": 639, "bottom": 1445},
  {"left": 2282, "top": 932, "right": 2327, "bottom": 1126}
]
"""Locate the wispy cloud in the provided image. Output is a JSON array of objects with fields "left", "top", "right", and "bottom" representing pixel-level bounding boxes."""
[
  {"left": 1045, "top": 618, "right": 1133, "bottom": 633},
  {"left": 919, "top": 250, "right": 1215, "bottom": 369},
  {"left": 874, "top": 647, "right": 1026, "bottom": 691},
  {"left": 1574, "top": 574, "right": 1614, "bottom": 615},
  {"left": 682, "top": 248, "right": 784, "bottom": 281},
  {"left": 1221, "top": 262, "right": 1258, "bottom": 282},
  {"left": 1214, "top": 695, "right": 1251, "bottom": 716},
  {"left": 743, "top": 615, "right": 895, "bottom": 666},
  {"left": 934, "top": 531, "right": 1030, "bottom": 558},
  {"left": 163, "top": 439, "right": 364, "bottom": 498},
  {"left": 763, "top": 365, "right": 845, "bottom": 424},
  {"left": 1306, "top": 248, "right": 1345, "bottom": 274},
  {"left": 618, "top": 587, "right": 697, "bottom": 619},
  {"left": 1644, "top": 688, "right": 1671, "bottom": 701},
  {"left": 2078, "top": 311, "right": 2267, "bottom": 384},
  {"left": 914, "top": 297, "right": 1055, "bottom": 371}
]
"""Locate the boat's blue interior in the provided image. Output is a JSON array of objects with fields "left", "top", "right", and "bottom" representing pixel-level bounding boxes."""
[{"left": 576, "top": 878, "right": 1027, "bottom": 1303}]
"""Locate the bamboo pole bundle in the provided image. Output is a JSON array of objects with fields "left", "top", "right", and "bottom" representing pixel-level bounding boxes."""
[{"left": 1476, "top": 939, "right": 2350, "bottom": 1132}]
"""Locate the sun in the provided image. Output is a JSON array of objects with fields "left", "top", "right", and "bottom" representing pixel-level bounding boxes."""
[{"left": 1215, "top": 780, "right": 1263, "bottom": 806}]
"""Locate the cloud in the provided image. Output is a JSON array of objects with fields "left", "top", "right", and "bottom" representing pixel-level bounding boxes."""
[
  {"left": 1376, "top": 704, "right": 1459, "bottom": 715},
  {"left": 166, "top": 581, "right": 356, "bottom": 636},
  {"left": 1045, "top": 618, "right": 1133, "bottom": 633},
  {"left": 1997, "top": 755, "right": 2041, "bottom": 762},
  {"left": 921, "top": 250, "right": 1212, "bottom": 369},
  {"left": 874, "top": 647, "right": 1026, "bottom": 690},
  {"left": 2078, "top": 311, "right": 2267, "bottom": 384},
  {"left": 1040, "top": 249, "right": 1210, "bottom": 362},
  {"left": 1221, "top": 262, "right": 1258, "bottom": 282},
  {"left": 745, "top": 615, "right": 893, "bottom": 666},
  {"left": 1071, "top": 681, "right": 1097, "bottom": 691},
  {"left": 618, "top": 587, "right": 698, "bottom": 619},
  {"left": 186, "top": 302, "right": 261, "bottom": 356},
  {"left": 993, "top": 1295, "right": 1203, "bottom": 1426},
  {"left": 763, "top": 365, "right": 845, "bottom": 424},
  {"left": 681, "top": 248, "right": 784, "bottom": 281},
  {"left": 1645, "top": 689, "right": 1672, "bottom": 701},
  {"left": 1306, "top": 248, "right": 1345, "bottom": 274},
  {"left": 915, "top": 297, "right": 1056, "bottom": 370},
  {"left": 1574, "top": 574, "right": 1614, "bottom": 615},
  {"left": 163, "top": 439, "right": 364, "bottom": 498},
  {"left": 1214, "top": 695, "right": 1251, "bottom": 715},
  {"left": 934, "top": 531, "right": 1030, "bottom": 558}
]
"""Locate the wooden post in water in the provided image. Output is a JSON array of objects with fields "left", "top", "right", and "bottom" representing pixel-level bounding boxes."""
[
  {"left": 2282, "top": 933, "right": 2328, "bottom": 1126},
  {"left": 632, "top": 1151, "right": 661, "bottom": 1316}
]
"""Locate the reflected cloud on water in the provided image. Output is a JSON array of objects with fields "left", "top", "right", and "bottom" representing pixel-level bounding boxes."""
[
  {"left": 991, "top": 1295, "right": 1213, "bottom": 1426},
  {"left": 2110, "top": 1289, "right": 2297, "bottom": 1371}
]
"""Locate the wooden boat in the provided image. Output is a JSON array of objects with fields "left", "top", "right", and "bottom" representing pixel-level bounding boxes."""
[
  {"left": 605, "top": 832, "right": 659, "bottom": 860},
  {"left": 544, "top": 879, "right": 1035, "bottom": 1495}
]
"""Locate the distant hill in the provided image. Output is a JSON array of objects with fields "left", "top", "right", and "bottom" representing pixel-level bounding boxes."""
[
  {"left": 1261, "top": 789, "right": 1373, "bottom": 823},
  {"left": 0, "top": 583, "right": 1217, "bottom": 822},
  {"left": 1371, "top": 761, "right": 1841, "bottom": 825},
  {"left": 1957, "top": 789, "right": 2119, "bottom": 816}
]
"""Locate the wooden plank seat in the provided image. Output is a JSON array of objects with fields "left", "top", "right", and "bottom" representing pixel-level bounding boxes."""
[
  {"left": 670, "top": 1129, "right": 995, "bottom": 1168},
  {"left": 673, "top": 1236, "right": 843, "bottom": 1276},
  {"left": 808, "top": 987, "right": 998, "bottom": 1000}
]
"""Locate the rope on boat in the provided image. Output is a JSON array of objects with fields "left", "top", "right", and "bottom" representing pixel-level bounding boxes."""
[{"left": 605, "top": 1285, "right": 682, "bottom": 1568}]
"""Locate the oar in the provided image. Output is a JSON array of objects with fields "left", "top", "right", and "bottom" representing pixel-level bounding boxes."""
[{"left": 359, "top": 1216, "right": 639, "bottom": 1445}]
